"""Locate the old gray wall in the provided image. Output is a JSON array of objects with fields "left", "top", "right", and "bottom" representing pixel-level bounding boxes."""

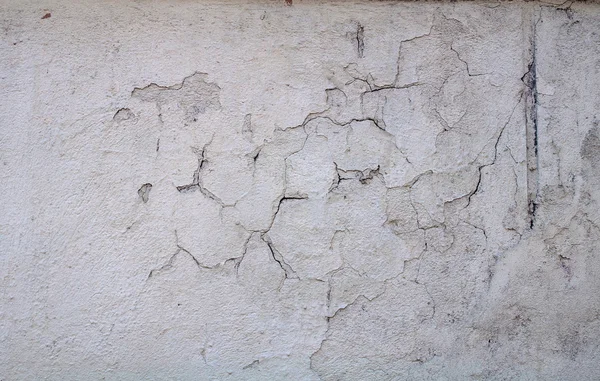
[{"left": 1, "top": 0, "right": 600, "bottom": 379}]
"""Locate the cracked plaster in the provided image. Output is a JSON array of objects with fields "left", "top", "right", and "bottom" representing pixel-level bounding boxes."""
[{"left": 1, "top": 1, "right": 600, "bottom": 380}]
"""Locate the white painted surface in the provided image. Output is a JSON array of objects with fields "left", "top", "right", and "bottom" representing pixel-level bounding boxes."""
[{"left": 1, "top": 1, "right": 599, "bottom": 379}]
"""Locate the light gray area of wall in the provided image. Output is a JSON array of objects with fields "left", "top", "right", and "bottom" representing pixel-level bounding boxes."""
[{"left": 1, "top": 1, "right": 599, "bottom": 379}]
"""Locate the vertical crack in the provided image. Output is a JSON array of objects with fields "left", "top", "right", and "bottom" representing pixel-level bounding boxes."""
[
  {"left": 523, "top": 13, "right": 541, "bottom": 229},
  {"left": 356, "top": 23, "right": 365, "bottom": 58}
]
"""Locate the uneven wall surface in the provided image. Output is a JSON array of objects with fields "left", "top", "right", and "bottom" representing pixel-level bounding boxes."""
[{"left": 1, "top": 1, "right": 600, "bottom": 379}]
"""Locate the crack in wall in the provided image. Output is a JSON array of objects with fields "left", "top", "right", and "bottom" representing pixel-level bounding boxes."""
[
  {"left": 147, "top": 231, "right": 208, "bottom": 279},
  {"left": 523, "top": 12, "right": 541, "bottom": 229},
  {"left": 465, "top": 93, "right": 525, "bottom": 208},
  {"left": 356, "top": 22, "right": 365, "bottom": 58},
  {"left": 126, "top": 9, "right": 543, "bottom": 376},
  {"left": 264, "top": 237, "right": 299, "bottom": 281},
  {"left": 4, "top": 1, "right": 598, "bottom": 378},
  {"left": 450, "top": 43, "right": 488, "bottom": 78},
  {"left": 175, "top": 140, "right": 229, "bottom": 207},
  {"left": 147, "top": 230, "right": 253, "bottom": 280}
]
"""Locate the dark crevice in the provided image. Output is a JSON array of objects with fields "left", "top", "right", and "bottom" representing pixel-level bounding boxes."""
[
  {"left": 138, "top": 183, "right": 153, "bottom": 203},
  {"left": 356, "top": 23, "right": 365, "bottom": 58},
  {"left": 272, "top": 195, "right": 308, "bottom": 220},
  {"left": 265, "top": 239, "right": 298, "bottom": 279},
  {"left": 175, "top": 142, "right": 225, "bottom": 205},
  {"left": 522, "top": 15, "right": 541, "bottom": 229}
]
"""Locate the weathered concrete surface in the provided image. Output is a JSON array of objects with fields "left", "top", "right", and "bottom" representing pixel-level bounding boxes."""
[{"left": 1, "top": 1, "right": 599, "bottom": 379}]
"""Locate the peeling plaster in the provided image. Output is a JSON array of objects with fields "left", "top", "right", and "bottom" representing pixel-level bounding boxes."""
[{"left": 2, "top": 1, "right": 600, "bottom": 380}]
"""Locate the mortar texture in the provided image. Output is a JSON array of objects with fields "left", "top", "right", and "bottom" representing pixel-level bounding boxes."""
[{"left": 1, "top": 1, "right": 600, "bottom": 380}]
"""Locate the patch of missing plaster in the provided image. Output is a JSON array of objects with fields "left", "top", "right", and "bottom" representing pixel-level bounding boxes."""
[
  {"left": 334, "top": 164, "right": 381, "bottom": 187},
  {"left": 138, "top": 183, "right": 152, "bottom": 203},
  {"left": 581, "top": 126, "right": 600, "bottom": 165},
  {"left": 132, "top": 72, "right": 221, "bottom": 124},
  {"left": 113, "top": 108, "right": 135, "bottom": 122}
]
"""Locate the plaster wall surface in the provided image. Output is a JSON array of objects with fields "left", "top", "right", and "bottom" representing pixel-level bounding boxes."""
[{"left": 1, "top": 1, "right": 600, "bottom": 380}]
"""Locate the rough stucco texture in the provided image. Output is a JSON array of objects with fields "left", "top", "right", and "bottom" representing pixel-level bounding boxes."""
[{"left": 1, "top": 0, "right": 600, "bottom": 380}]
